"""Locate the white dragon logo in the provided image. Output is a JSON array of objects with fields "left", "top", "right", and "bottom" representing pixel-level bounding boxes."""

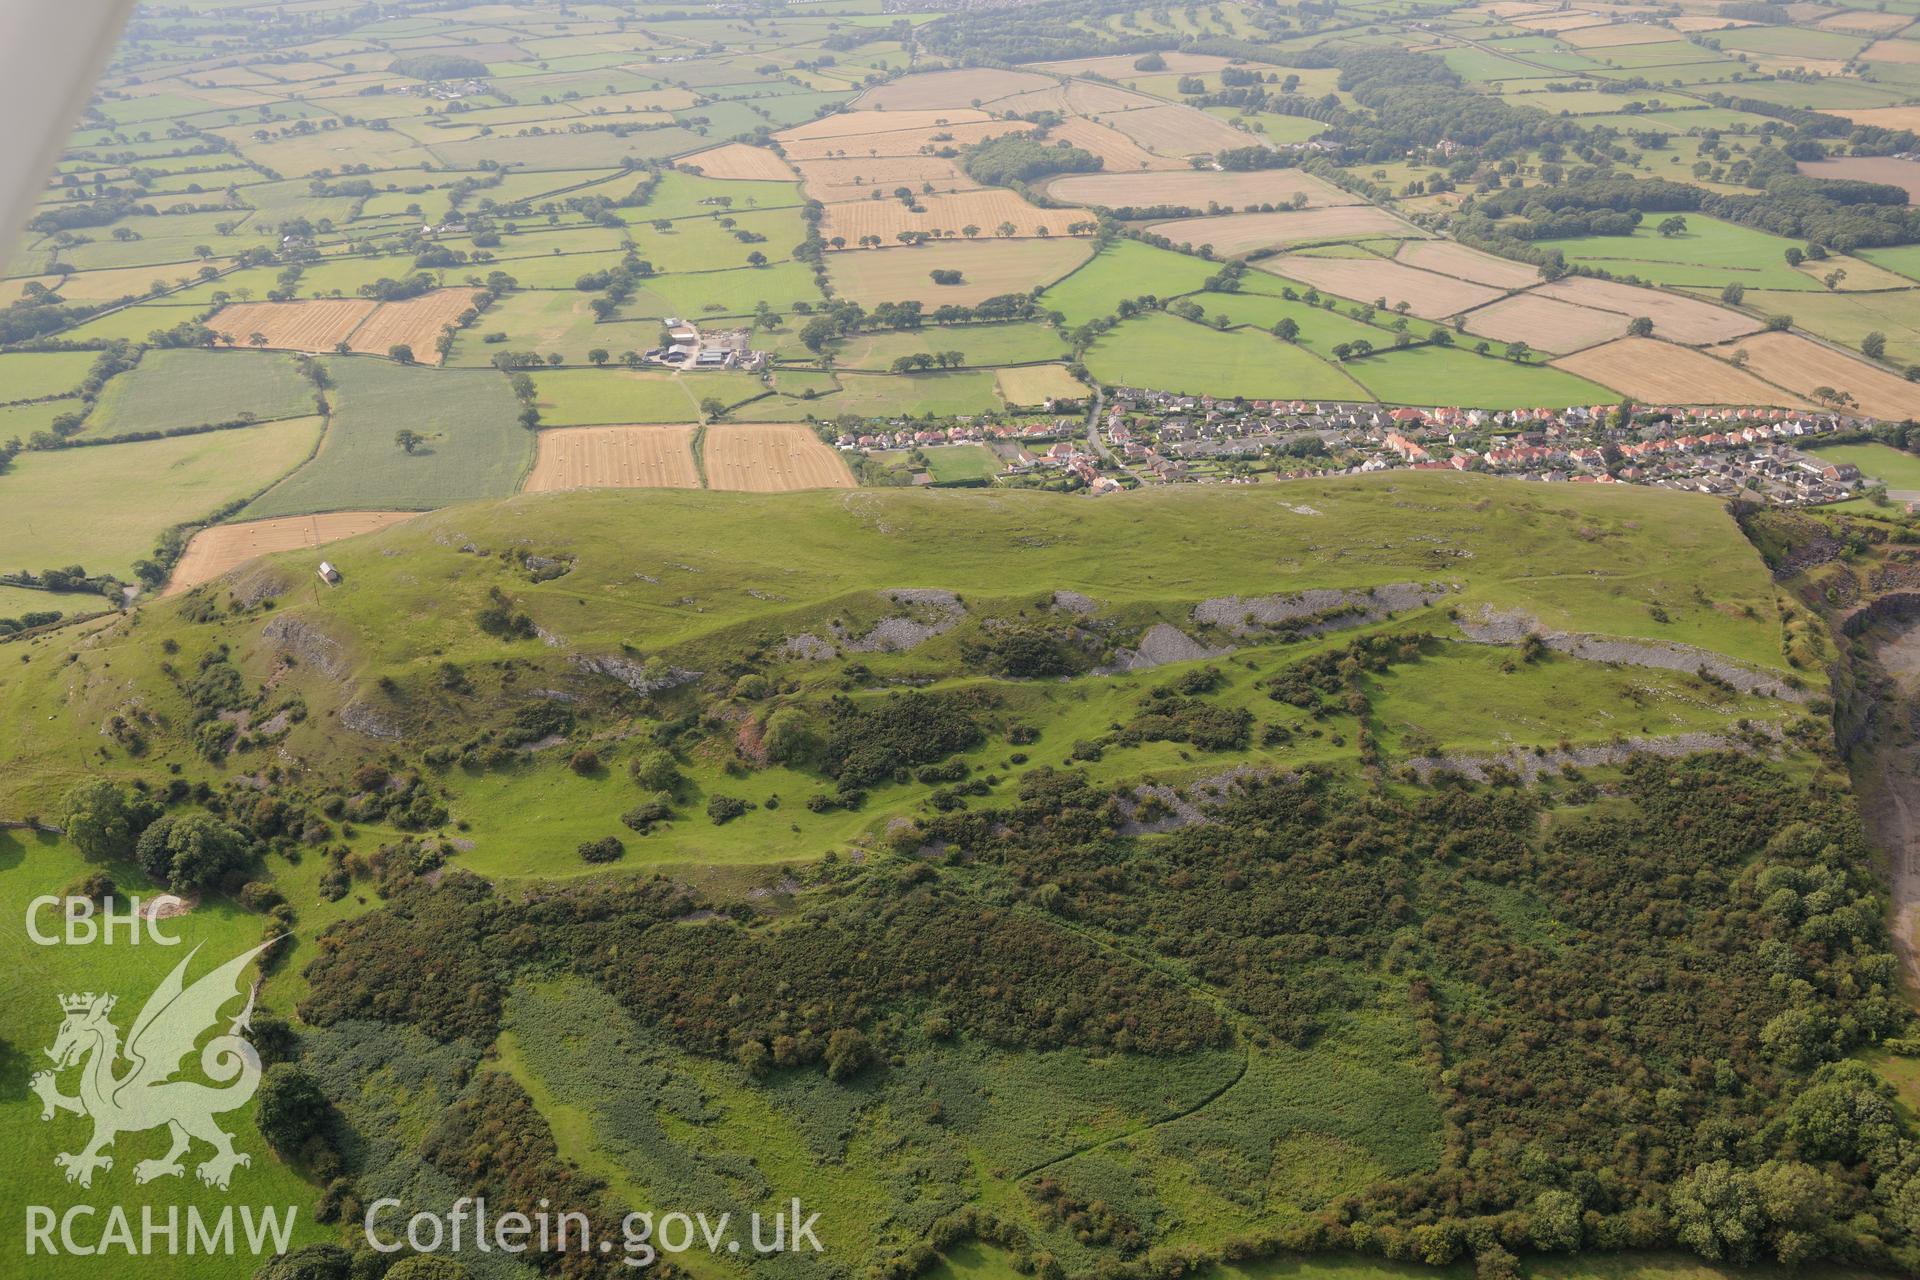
[{"left": 30, "top": 939, "right": 274, "bottom": 1191}]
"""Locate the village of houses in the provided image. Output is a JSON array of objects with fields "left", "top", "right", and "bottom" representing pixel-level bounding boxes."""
[{"left": 831, "top": 389, "right": 1880, "bottom": 506}]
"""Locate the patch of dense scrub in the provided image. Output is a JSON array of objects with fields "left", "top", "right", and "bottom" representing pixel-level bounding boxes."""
[{"left": 292, "top": 751, "right": 1920, "bottom": 1275}]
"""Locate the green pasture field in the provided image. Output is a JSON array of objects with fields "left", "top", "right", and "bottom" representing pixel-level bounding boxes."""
[
  {"left": 628, "top": 261, "right": 826, "bottom": 319},
  {"left": 923, "top": 442, "right": 1002, "bottom": 481},
  {"left": 1717, "top": 24, "right": 1870, "bottom": 57},
  {"left": 1580, "top": 42, "right": 1732, "bottom": 71},
  {"left": 1185, "top": 289, "right": 1394, "bottom": 357},
  {"left": 82, "top": 349, "right": 317, "bottom": 438},
  {"left": 1533, "top": 215, "right": 1820, "bottom": 292},
  {"left": 1571, "top": 107, "right": 1780, "bottom": 134},
  {"left": 715, "top": 88, "right": 855, "bottom": 125},
  {"left": 0, "top": 399, "right": 75, "bottom": 439},
  {"left": 448, "top": 289, "right": 615, "bottom": 366},
  {"left": 675, "top": 99, "right": 773, "bottom": 138},
  {"left": 1861, "top": 243, "right": 1920, "bottom": 283},
  {"left": 1706, "top": 76, "right": 1909, "bottom": 108},
  {"left": 1496, "top": 87, "right": 1657, "bottom": 114},
  {"left": 235, "top": 181, "right": 364, "bottom": 228},
  {"left": 0, "top": 351, "right": 94, "bottom": 403},
  {"left": 473, "top": 249, "right": 636, "bottom": 291},
  {"left": 1810, "top": 442, "right": 1920, "bottom": 492},
  {"left": 872, "top": 445, "right": 1003, "bottom": 483},
  {"left": 0, "top": 416, "right": 323, "bottom": 577},
  {"left": 755, "top": 369, "right": 1005, "bottom": 419},
  {"left": 1083, "top": 313, "right": 1369, "bottom": 401},
  {"left": 223, "top": 124, "right": 442, "bottom": 177},
  {"left": 603, "top": 171, "right": 805, "bottom": 221},
  {"left": 435, "top": 127, "right": 704, "bottom": 171},
  {"left": 831, "top": 321, "right": 1068, "bottom": 369},
  {"left": 242, "top": 362, "right": 529, "bottom": 518},
  {"left": 628, "top": 206, "right": 806, "bottom": 274},
  {"left": 483, "top": 166, "right": 630, "bottom": 205},
  {"left": 1344, "top": 342, "right": 1616, "bottom": 409},
  {"left": 0, "top": 584, "right": 101, "bottom": 623},
  {"left": 1036, "top": 240, "right": 1223, "bottom": 328},
  {"left": 1734, "top": 287, "right": 1920, "bottom": 367},
  {"left": 55, "top": 303, "right": 208, "bottom": 344},
  {"left": 293, "top": 254, "right": 450, "bottom": 298},
  {"left": 768, "top": 368, "right": 841, "bottom": 398},
  {"left": 1441, "top": 47, "right": 1548, "bottom": 81},
  {"left": 52, "top": 231, "right": 266, "bottom": 274},
  {"left": 444, "top": 223, "right": 632, "bottom": 260},
  {"left": 533, "top": 368, "right": 762, "bottom": 424},
  {"left": 157, "top": 267, "right": 288, "bottom": 308}
]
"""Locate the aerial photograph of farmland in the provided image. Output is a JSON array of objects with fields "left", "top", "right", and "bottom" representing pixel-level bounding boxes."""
[{"left": 21, "top": 0, "right": 1920, "bottom": 1278}]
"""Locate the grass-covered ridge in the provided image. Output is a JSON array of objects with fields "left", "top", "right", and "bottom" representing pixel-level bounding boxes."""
[{"left": 0, "top": 475, "right": 1886, "bottom": 1280}]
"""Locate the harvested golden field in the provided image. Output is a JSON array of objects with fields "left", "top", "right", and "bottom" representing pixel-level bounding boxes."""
[
  {"left": 1463, "top": 293, "right": 1630, "bottom": 352},
  {"left": 1460, "top": 1, "right": 1557, "bottom": 15},
  {"left": 1820, "top": 9, "right": 1913, "bottom": 31},
  {"left": 793, "top": 155, "right": 975, "bottom": 204},
  {"left": 1044, "top": 117, "right": 1187, "bottom": 173},
  {"left": 1045, "top": 167, "right": 1356, "bottom": 210},
  {"left": 45, "top": 260, "right": 235, "bottom": 302},
  {"left": 1797, "top": 156, "right": 1920, "bottom": 201},
  {"left": 1731, "top": 331, "right": 1920, "bottom": 418},
  {"left": 346, "top": 289, "right": 480, "bottom": 363},
  {"left": 780, "top": 109, "right": 992, "bottom": 142},
  {"left": 1066, "top": 82, "right": 1169, "bottom": 115},
  {"left": 1, "top": 276, "right": 57, "bottom": 304},
  {"left": 1792, "top": 253, "right": 1914, "bottom": 291},
  {"left": 1261, "top": 254, "right": 1502, "bottom": 318},
  {"left": 779, "top": 119, "right": 1035, "bottom": 161},
  {"left": 1746, "top": 52, "right": 1854, "bottom": 76},
  {"left": 165, "top": 510, "right": 420, "bottom": 594},
  {"left": 1560, "top": 22, "right": 1686, "bottom": 45},
  {"left": 524, "top": 425, "right": 701, "bottom": 492},
  {"left": 858, "top": 68, "right": 1057, "bottom": 110},
  {"left": 1098, "top": 104, "right": 1253, "bottom": 156},
  {"left": 1533, "top": 277, "right": 1760, "bottom": 344},
  {"left": 1515, "top": 12, "right": 1613, "bottom": 30},
  {"left": 827, "top": 238, "right": 1094, "bottom": 305},
  {"left": 1395, "top": 240, "right": 1542, "bottom": 289},
  {"left": 1834, "top": 106, "right": 1920, "bottom": 132},
  {"left": 820, "top": 191, "right": 1093, "bottom": 246},
  {"left": 996, "top": 363, "right": 1090, "bottom": 406},
  {"left": 1553, "top": 338, "right": 1810, "bottom": 407},
  {"left": 1152, "top": 208, "right": 1415, "bottom": 255},
  {"left": 1864, "top": 37, "right": 1920, "bottom": 61},
  {"left": 705, "top": 423, "right": 854, "bottom": 492},
  {"left": 207, "top": 298, "right": 376, "bottom": 352},
  {"left": 680, "top": 143, "right": 798, "bottom": 182},
  {"left": 986, "top": 85, "right": 1078, "bottom": 116},
  {"left": 213, "top": 122, "right": 437, "bottom": 176},
  {"left": 1669, "top": 15, "right": 1753, "bottom": 30}
]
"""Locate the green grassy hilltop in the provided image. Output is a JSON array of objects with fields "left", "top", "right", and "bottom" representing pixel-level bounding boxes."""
[{"left": 7, "top": 476, "right": 1905, "bottom": 1280}]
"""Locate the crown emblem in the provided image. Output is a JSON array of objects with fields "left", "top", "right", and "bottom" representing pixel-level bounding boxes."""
[{"left": 59, "top": 992, "right": 114, "bottom": 1015}]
